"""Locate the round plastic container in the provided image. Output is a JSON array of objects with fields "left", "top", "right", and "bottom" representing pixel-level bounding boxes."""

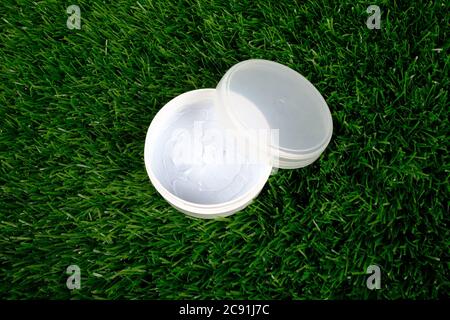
[
  {"left": 144, "top": 89, "right": 272, "bottom": 218},
  {"left": 144, "top": 60, "right": 333, "bottom": 218}
]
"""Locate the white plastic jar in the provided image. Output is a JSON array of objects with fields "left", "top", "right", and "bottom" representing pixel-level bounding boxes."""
[{"left": 144, "top": 59, "right": 333, "bottom": 218}]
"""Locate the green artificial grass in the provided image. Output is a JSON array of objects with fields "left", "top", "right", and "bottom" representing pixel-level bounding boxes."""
[{"left": 0, "top": 0, "right": 449, "bottom": 299}]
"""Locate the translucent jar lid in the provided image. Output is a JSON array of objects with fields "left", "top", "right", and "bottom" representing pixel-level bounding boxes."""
[{"left": 216, "top": 59, "right": 333, "bottom": 169}]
